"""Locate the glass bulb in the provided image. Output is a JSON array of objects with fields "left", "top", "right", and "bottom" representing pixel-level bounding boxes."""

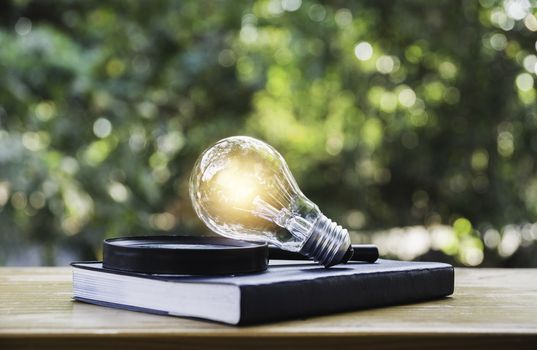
[{"left": 189, "top": 136, "right": 352, "bottom": 267}]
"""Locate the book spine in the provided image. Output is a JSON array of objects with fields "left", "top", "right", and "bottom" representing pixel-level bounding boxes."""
[{"left": 238, "top": 267, "right": 454, "bottom": 325}]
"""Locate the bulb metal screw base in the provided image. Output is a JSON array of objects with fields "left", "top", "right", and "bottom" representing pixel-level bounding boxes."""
[{"left": 299, "top": 214, "right": 353, "bottom": 267}]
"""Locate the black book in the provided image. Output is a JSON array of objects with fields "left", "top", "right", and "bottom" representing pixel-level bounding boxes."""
[{"left": 72, "top": 259, "right": 454, "bottom": 325}]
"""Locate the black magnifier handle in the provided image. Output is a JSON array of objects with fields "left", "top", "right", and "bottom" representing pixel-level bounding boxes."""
[{"left": 268, "top": 244, "right": 379, "bottom": 263}]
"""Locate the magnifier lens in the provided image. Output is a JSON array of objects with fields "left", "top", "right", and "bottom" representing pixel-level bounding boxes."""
[{"left": 103, "top": 236, "right": 268, "bottom": 275}]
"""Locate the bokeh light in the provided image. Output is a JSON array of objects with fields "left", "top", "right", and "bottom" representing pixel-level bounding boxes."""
[{"left": 354, "top": 42, "right": 373, "bottom": 61}]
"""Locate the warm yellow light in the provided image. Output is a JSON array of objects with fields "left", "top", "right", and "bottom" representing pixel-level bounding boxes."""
[{"left": 214, "top": 160, "right": 260, "bottom": 209}]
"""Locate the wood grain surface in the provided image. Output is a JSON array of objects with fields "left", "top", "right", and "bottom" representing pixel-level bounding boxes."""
[{"left": 0, "top": 267, "right": 536, "bottom": 349}]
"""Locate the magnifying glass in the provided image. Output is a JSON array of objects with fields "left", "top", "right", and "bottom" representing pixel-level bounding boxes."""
[{"left": 103, "top": 236, "right": 379, "bottom": 275}]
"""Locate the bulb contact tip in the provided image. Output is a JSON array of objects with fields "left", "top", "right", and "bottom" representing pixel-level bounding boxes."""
[{"left": 341, "top": 245, "right": 354, "bottom": 264}]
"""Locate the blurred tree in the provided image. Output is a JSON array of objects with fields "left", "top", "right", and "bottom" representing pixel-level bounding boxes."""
[{"left": 0, "top": 0, "right": 536, "bottom": 266}]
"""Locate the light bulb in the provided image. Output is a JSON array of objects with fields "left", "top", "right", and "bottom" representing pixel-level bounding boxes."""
[{"left": 189, "top": 136, "right": 353, "bottom": 267}]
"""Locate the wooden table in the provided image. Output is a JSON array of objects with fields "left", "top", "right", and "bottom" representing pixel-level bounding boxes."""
[{"left": 0, "top": 268, "right": 536, "bottom": 349}]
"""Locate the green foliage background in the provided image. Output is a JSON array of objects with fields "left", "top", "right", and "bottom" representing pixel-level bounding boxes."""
[{"left": 1, "top": 0, "right": 536, "bottom": 266}]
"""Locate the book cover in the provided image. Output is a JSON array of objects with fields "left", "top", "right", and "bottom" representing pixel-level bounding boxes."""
[{"left": 72, "top": 259, "right": 454, "bottom": 325}]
